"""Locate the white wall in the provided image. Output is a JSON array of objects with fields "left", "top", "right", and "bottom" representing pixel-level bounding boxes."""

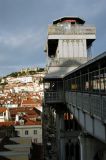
[{"left": 15, "top": 125, "right": 42, "bottom": 143}]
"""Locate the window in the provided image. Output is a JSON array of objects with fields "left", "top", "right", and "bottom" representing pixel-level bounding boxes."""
[
  {"left": 34, "top": 130, "right": 37, "bottom": 134},
  {"left": 25, "top": 130, "right": 28, "bottom": 135},
  {"left": 100, "top": 68, "right": 106, "bottom": 92}
]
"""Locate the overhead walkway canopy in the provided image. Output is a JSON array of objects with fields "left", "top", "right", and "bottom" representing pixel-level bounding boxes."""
[{"left": 44, "top": 52, "right": 106, "bottom": 143}]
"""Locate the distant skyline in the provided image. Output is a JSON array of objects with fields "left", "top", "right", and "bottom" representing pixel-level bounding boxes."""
[{"left": 0, "top": 0, "right": 106, "bottom": 76}]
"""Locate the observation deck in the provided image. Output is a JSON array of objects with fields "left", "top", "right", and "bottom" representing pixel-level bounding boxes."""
[{"left": 48, "top": 25, "right": 96, "bottom": 35}]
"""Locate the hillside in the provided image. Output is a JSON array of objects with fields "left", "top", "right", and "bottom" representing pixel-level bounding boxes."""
[{"left": 6, "top": 67, "right": 45, "bottom": 78}]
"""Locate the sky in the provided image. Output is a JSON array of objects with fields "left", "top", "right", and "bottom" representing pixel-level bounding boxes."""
[{"left": 0, "top": 0, "right": 106, "bottom": 76}]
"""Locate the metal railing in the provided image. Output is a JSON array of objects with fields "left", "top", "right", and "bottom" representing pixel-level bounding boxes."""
[
  {"left": 44, "top": 91, "right": 64, "bottom": 103},
  {"left": 65, "top": 91, "right": 106, "bottom": 120}
]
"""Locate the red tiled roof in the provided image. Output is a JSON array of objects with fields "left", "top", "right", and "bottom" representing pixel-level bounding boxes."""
[
  {"left": 22, "top": 98, "right": 35, "bottom": 105},
  {"left": 24, "top": 119, "right": 41, "bottom": 125},
  {"left": 0, "top": 121, "right": 14, "bottom": 126},
  {"left": 14, "top": 114, "right": 41, "bottom": 126},
  {"left": 9, "top": 107, "right": 37, "bottom": 115},
  {"left": 26, "top": 114, "right": 36, "bottom": 118},
  {"left": 9, "top": 107, "right": 41, "bottom": 121},
  {"left": 0, "top": 107, "right": 6, "bottom": 113}
]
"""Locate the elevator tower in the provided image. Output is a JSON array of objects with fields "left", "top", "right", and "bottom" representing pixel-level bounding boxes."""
[{"left": 45, "top": 17, "right": 96, "bottom": 77}]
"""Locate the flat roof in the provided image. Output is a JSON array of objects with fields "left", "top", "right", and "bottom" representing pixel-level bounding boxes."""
[
  {"left": 0, "top": 151, "right": 29, "bottom": 156},
  {"left": 44, "top": 66, "right": 77, "bottom": 79}
]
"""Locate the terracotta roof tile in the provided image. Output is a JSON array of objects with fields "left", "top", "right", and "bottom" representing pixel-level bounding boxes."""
[
  {"left": 22, "top": 98, "right": 35, "bottom": 105},
  {"left": 0, "top": 107, "right": 6, "bottom": 113},
  {"left": 0, "top": 121, "right": 14, "bottom": 126}
]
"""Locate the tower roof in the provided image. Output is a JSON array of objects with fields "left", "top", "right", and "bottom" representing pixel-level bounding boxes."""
[{"left": 53, "top": 16, "right": 85, "bottom": 24}]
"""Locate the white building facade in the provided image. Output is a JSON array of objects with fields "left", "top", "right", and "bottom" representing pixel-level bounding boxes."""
[{"left": 15, "top": 124, "right": 42, "bottom": 143}]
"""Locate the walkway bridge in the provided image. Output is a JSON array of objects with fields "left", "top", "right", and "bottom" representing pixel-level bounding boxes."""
[{"left": 44, "top": 52, "right": 106, "bottom": 144}]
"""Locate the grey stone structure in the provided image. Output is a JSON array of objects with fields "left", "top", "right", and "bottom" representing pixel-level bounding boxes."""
[{"left": 43, "top": 17, "right": 106, "bottom": 160}]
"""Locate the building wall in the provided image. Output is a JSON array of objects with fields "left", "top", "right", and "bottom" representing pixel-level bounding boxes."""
[
  {"left": 15, "top": 125, "right": 42, "bottom": 143},
  {"left": 58, "top": 39, "right": 87, "bottom": 58},
  {"left": 0, "top": 110, "right": 10, "bottom": 122}
]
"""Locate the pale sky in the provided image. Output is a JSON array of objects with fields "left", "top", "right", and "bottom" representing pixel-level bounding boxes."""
[{"left": 0, "top": 0, "right": 106, "bottom": 76}]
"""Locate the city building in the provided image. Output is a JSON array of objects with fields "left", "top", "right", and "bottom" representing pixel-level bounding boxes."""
[{"left": 15, "top": 123, "right": 42, "bottom": 143}]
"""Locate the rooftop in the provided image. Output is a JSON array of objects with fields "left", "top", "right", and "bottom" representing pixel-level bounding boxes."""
[
  {"left": 0, "top": 107, "right": 7, "bottom": 113},
  {"left": 53, "top": 16, "right": 85, "bottom": 24}
]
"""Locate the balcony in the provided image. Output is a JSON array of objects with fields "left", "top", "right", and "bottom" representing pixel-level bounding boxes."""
[{"left": 48, "top": 25, "right": 96, "bottom": 35}]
